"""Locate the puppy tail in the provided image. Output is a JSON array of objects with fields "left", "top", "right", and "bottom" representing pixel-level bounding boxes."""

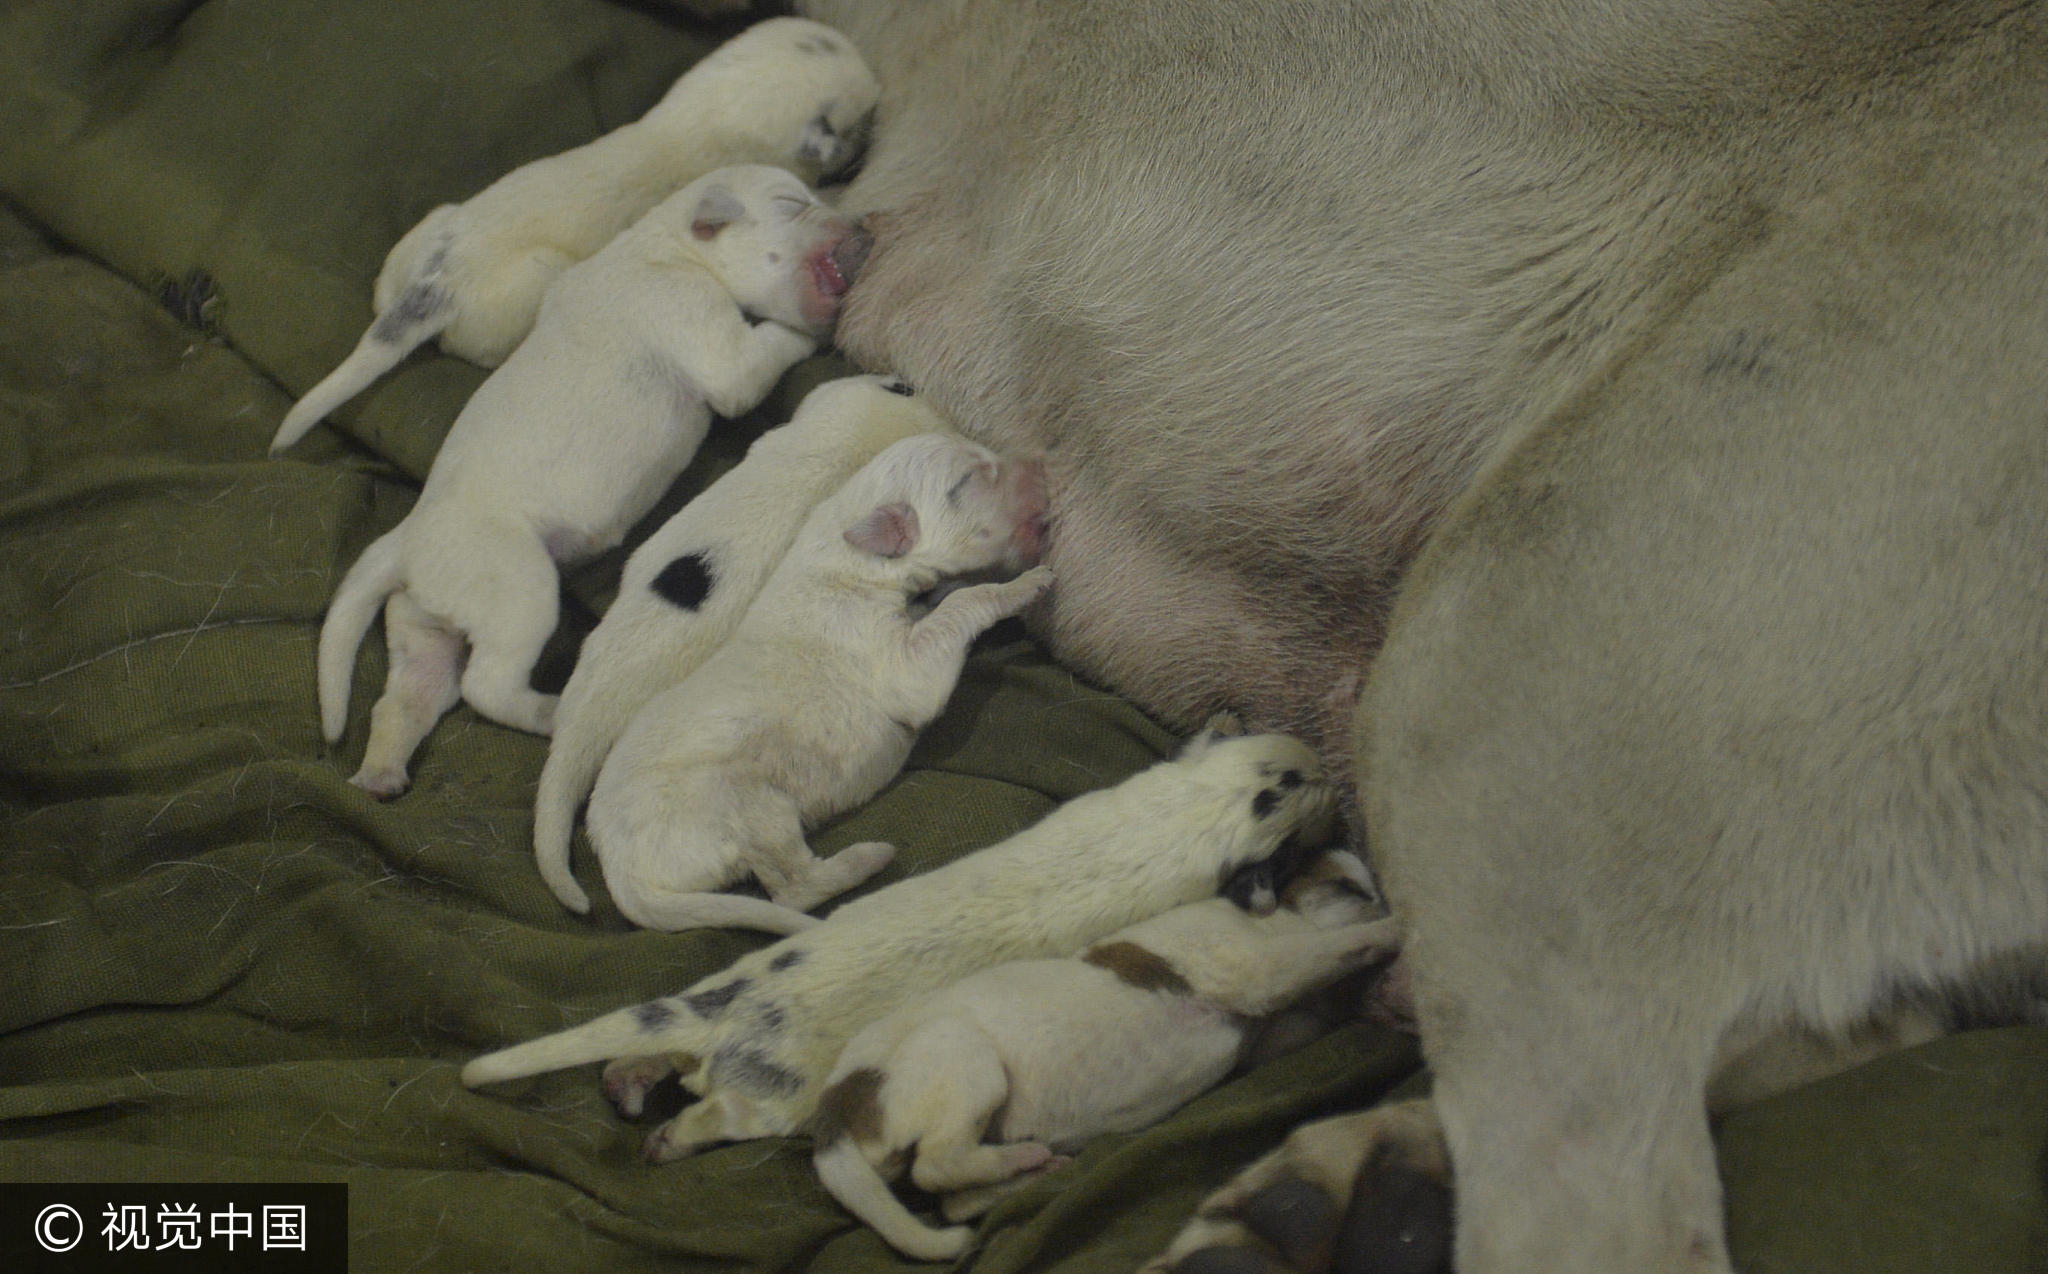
[
  {"left": 270, "top": 214, "right": 459, "bottom": 453},
  {"left": 613, "top": 890, "right": 823, "bottom": 936},
  {"left": 815, "top": 1138, "right": 972, "bottom": 1262},
  {"left": 317, "top": 529, "right": 404, "bottom": 744},
  {"left": 461, "top": 1000, "right": 693, "bottom": 1089},
  {"left": 530, "top": 683, "right": 617, "bottom": 914}
]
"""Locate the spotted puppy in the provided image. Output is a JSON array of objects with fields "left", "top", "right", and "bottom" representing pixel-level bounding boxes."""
[
  {"left": 461, "top": 725, "right": 1340, "bottom": 1165},
  {"left": 574, "top": 430, "right": 1049, "bottom": 933},
  {"left": 319, "top": 165, "right": 865, "bottom": 798},
  {"left": 812, "top": 850, "right": 1396, "bottom": 1261},
  {"left": 533, "top": 374, "right": 947, "bottom": 914},
  {"left": 269, "top": 17, "right": 877, "bottom": 451}
]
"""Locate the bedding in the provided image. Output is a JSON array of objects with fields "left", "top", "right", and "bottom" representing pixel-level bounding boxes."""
[{"left": 0, "top": 2, "right": 2041, "bottom": 1270}]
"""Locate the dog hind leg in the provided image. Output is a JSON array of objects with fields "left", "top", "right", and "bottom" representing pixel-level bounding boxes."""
[
  {"left": 643, "top": 1088, "right": 798, "bottom": 1162},
  {"left": 350, "top": 591, "right": 465, "bottom": 798}
]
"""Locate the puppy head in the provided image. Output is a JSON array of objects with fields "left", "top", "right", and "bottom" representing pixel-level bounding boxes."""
[
  {"left": 681, "top": 18, "right": 880, "bottom": 184},
  {"left": 1175, "top": 731, "right": 1339, "bottom": 914},
  {"left": 838, "top": 432, "right": 1049, "bottom": 579},
  {"left": 679, "top": 165, "right": 872, "bottom": 337}
]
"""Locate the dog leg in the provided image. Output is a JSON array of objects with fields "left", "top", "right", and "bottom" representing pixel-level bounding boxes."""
[
  {"left": 757, "top": 839, "right": 896, "bottom": 915},
  {"left": 691, "top": 318, "right": 818, "bottom": 420},
  {"left": 642, "top": 1088, "right": 797, "bottom": 1163},
  {"left": 905, "top": 566, "right": 1053, "bottom": 669},
  {"left": 350, "top": 592, "right": 464, "bottom": 799},
  {"left": 1147, "top": 1100, "right": 1451, "bottom": 1274},
  {"left": 875, "top": 1019, "right": 1053, "bottom": 1195},
  {"left": 449, "top": 539, "right": 562, "bottom": 736}
]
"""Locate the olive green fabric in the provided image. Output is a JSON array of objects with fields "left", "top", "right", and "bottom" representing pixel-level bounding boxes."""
[{"left": 0, "top": 3, "right": 2040, "bottom": 1271}]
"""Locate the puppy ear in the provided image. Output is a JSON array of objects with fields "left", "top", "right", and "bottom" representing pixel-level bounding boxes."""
[
  {"left": 691, "top": 189, "right": 746, "bottom": 241},
  {"left": 844, "top": 503, "right": 921, "bottom": 558}
]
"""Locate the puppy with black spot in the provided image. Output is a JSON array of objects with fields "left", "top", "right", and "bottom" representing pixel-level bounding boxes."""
[
  {"left": 533, "top": 374, "right": 946, "bottom": 914},
  {"left": 572, "top": 428, "right": 1050, "bottom": 933},
  {"left": 319, "top": 165, "right": 866, "bottom": 798},
  {"left": 268, "top": 17, "right": 877, "bottom": 452},
  {"left": 461, "top": 724, "right": 1340, "bottom": 1165},
  {"left": 811, "top": 849, "right": 1395, "bottom": 1261}
]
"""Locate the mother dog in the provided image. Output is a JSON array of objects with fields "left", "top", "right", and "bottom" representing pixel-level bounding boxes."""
[{"left": 738, "top": 1, "right": 2045, "bottom": 1270}]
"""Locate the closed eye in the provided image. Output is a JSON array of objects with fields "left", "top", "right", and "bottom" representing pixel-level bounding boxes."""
[
  {"left": 772, "top": 194, "right": 812, "bottom": 217},
  {"left": 944, "top": 470, "right": 975, "bottom": 505}
]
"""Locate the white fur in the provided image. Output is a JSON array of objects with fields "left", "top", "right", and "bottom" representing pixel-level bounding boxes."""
[
  {"left": 814, "top": 852, "right": 1396, "bottom": 1261},
  {"left": 270, "top": 17, "right": 878, "bottom": 451},
  {"left": 319, "top": 165, "right": 859, "bottom": 799},
  {"left": 577, "top": 429, "right": 1050, "bottom": 932},
  {"left": 534, "top": 374, "right": 947, "bottom": 912},
  {"left": 461, "top": 727, "right": 1340, "bottom": 1165}
]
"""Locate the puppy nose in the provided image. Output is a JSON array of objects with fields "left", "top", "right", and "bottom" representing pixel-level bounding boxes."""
[{"left": 831, "top": 223, "right": 875, "bottom": 288}]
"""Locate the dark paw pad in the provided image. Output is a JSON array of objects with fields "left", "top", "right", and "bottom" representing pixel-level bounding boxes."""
[
  {"left": 1333, "top": 1146, "right": 1453, "bottom": 1274},
  {"left": 1239, "top": 1177, "right": 1341, "bottom": 1269}
]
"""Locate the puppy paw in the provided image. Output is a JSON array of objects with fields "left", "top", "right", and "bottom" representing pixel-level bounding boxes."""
[
  {"left": 603, "top": 1055, "right": 680, "bottom": 1119},
  {"left": 1149, "top": 1102, "right": 1451, "bottom": 1274},
  {"left": 348, "top": 765, "right": 411, "bottom": 801}
]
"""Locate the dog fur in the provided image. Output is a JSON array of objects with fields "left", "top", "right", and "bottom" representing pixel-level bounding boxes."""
[
  {"left": 461, "top": 726, "right": 1340, "bottom": 1162},
  {"left": 268, "top": 16, "right": 877, "bottom": 452},
  {"left": 574, "top": 430, "right": 1051, "bottom": 933},
  {"left": 319, "top": 165, "right": 863, "bottom": 798},
  {"left": 534, "top": 373, "right": 946, "bottom": 913},
  {"left": 776, "top": 1, "right": 2048, "bottom": 1270},
  {"left": 812, "top": 850, "right": 1395, "bottom": 1261}
]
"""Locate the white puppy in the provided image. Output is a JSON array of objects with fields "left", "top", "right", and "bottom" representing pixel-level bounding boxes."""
[
  {"left": 269, "top": 17, "right": 878, "bottom": 452},
  {"left": 576, "top": 430, "right": 1050, "bottom": 933},
  {"left": 461, "top": 726, "right": 1340, "bottom": 1166},
  {"left": 534, "top": 374, "right": 947, "bottom": 914},
  {"left": 319, "top": 165, "right": 865, "bottom": 798},
  {"left": 812, "top": 851, "right": 1395, "bottom": 1261}
]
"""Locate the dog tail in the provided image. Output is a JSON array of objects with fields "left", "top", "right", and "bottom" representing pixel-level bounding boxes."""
[
  {"left": 530, "top": 677, "right": 626, "bottom": 913},
  {"left": 814, "top": 1138, "right": 973, "bottom": 1262},
  {"left": 317, "top": 528, "right": 404, "bottom": 744},
  {"left": 461, "top": 999, "right": 698, "bottom": 1089},
  {"left": 270, "top": 212, "right": 459, "bottom": 453},
  {"left": 613, "top": 890, "right": 823, "bottom": 936}
]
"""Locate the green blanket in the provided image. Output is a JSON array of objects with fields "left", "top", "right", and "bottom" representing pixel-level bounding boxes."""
[{"left": 0, "top": 3, "right": 2040, "bottom": 1270}]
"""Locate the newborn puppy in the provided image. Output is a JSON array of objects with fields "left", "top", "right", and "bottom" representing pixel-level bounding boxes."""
[
  {"left": 269, "top": 17, "right": 877, "bottom": 451},
  {"left": 577, "top": 430, "right": 1050, "bottom": 933},
  {"left": 320, "top": 165, "right": 866, "bottom": 798},
  {"left": 811, "top": 851, "right": 1395, "bottom": 1261},
  {"left": 534, "top": 374, "right": 947, "bottom": 914},
  {"left": 461, "top": 725, "right": 1340, "bottom": 1166}
]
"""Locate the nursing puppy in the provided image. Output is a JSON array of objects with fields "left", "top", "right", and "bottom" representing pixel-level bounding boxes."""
[
  {"left": 575, "top": 429, "right": 1051, "bottom": 933},
  {"left": 812, "top": 851, "right": 1395, "bottom": 1261},
  {"left": 320, "top": 165, "right": 866, "bottom": 798},
  {"left": 533, "top": 374, "right": 946, "bottom": 914},
  {"left": 461, "top": 726, "right": 1340, "bottom": 1164},
  {"left": 268, "top": 16, "right": 877, "bottom": 452}
]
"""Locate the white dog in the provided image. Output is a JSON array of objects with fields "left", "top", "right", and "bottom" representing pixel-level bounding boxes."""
[
  {"left": 575, "top": 430, "right": 1050, "bottom": 933},
  {"left": 461, "top": 725, "right": 1340, "bottom": 1166},
  {"left": 319, "top": 165, "right": 865, "bottom": 798},
  {"left": 268, "top": 16, "right": 877, "bottom": 452},
  {"left": 533, "top": 374, "right": 947, "bottom": 914},
  {"left": 812, "top": 851, "right": 1396, "bottom": 1261}
]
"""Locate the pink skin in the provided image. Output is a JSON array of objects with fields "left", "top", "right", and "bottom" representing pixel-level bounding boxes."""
[
  {"left": 996, "top": 457, "right": 1050, "bottom": 570},
  {"left": 797, "top": 226, "right": 874, "bottom": 333}
]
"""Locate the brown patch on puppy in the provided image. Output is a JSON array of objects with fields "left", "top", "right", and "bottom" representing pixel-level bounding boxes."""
[
  {"left": 1082, "top": 941, "right": 1193, "bottom": 996},
  {"left": 808, "top": 1065, "right": 887, "bottom": 1144}
]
